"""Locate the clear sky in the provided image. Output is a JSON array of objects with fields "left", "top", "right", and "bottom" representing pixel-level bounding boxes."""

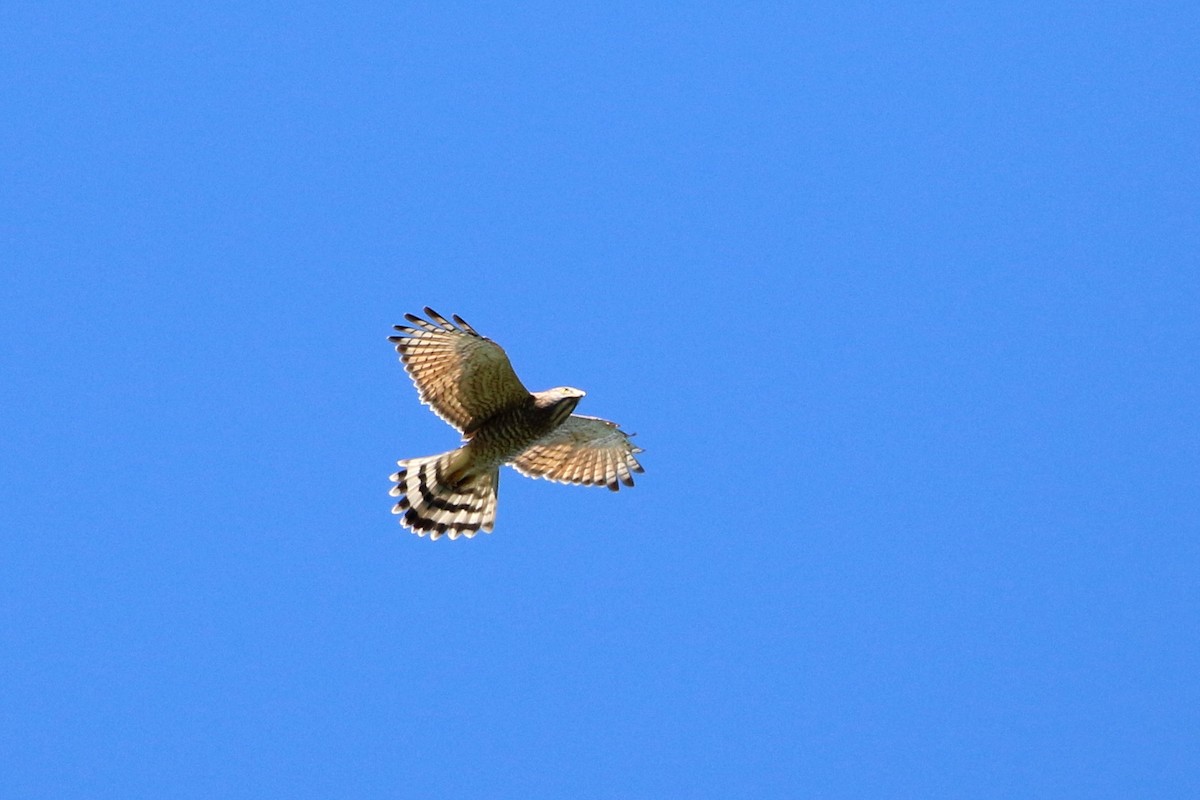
[{"left": 2, "top": 3, "right": 1198, "bottom": 798}]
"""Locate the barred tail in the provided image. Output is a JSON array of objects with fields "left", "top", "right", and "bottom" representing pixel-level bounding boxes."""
[{"left": 389, "top": 448, "right": 498, "bottom": 540}]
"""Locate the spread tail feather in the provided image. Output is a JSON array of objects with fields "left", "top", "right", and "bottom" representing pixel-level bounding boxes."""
[{"left": 389, "top": 448, "right": 498, "bottom": 540}]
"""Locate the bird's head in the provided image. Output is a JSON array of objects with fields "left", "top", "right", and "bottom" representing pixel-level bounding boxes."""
[
  {"left": 554, "top": 386, "right": 586, "bottom": 401},
  {"left": 533, "top": 386, "right": 586, "bottom": 425}
]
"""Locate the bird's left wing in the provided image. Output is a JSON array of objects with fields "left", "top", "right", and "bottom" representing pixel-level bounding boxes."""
[
  {"left": 390, "top": 308, "right": 531, "bottom": 434},
  {"left": 510, "top": 414, "right": 644, "bottom": 491}
]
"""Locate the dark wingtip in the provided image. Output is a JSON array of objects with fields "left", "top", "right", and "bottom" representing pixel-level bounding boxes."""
[
  {"left": 423, "top": 307, "right": 451, "bottom": 325},
  {"left": 423, "top": 307, "right": 464, "bottom": 331}
]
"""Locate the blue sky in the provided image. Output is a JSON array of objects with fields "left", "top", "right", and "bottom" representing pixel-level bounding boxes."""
[{"left": 2, "top": 2, "right": 1198, "bottom": 797}]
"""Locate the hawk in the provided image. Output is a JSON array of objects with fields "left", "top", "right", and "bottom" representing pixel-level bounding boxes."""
[{"left": 389, "top": 308, "right": 644, "bottom": 540}]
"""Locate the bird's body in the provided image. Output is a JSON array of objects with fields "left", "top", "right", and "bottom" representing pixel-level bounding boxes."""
[
  {"left": 389, "top": 308, "right": 643, "bottom": 540},
  {"left": 469, "top": 390, "right": 581, "bottom": 456}
]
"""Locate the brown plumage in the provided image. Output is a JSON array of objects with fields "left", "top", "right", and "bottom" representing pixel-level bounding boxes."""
[{"left": 389, "top": 308, "right": 644, "bottom": 540}]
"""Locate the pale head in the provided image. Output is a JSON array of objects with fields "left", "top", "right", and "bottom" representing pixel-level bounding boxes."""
[{"left": 532, "top": 386, "right": 586, "bottom": 426}]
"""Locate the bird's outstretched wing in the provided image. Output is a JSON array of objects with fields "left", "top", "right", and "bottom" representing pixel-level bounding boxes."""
[
  {"left": 511, "top": 414, "right": 645, "bottom": 491},
  {"left": 390, "top": 308, "right": 530, "bottom": 434}
]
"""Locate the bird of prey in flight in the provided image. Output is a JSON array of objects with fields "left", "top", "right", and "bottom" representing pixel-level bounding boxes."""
[{"left": 389, "top": 308, "right": 644, "bottom": 540}]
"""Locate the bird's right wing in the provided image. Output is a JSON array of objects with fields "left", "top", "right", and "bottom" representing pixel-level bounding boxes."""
[
  {"left": 511, "top": 414, "right": 644, "bottom": 491},
  {"left": 390, "top": 308, "right": 531, "bottom": 433}
]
